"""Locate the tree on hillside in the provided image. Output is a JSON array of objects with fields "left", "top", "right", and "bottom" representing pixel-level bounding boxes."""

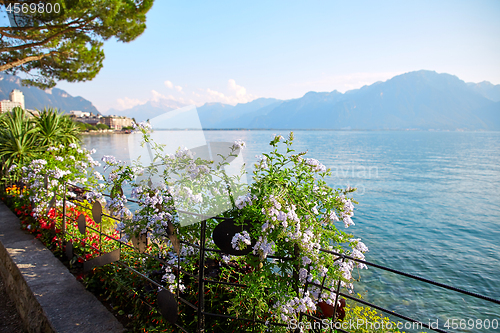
[{"left": 0, "top": 0, "right": 154, "bottom": 88}]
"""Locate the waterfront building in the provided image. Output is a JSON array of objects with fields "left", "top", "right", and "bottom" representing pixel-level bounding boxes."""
[
  {"left": 70, "top": 110, "right": 92, "bottom": 117},
  {"left": 103, "top": 116, "right": 133, "bottom": 130},
  {"left": 0, "top": 89, "right": 25, "bottom": 113},
  {"left": 72, "top": 114, "right": 103, "bottom": 126},
  {"left": 10, "top": 89, "right": 25, "bottom": 109}
]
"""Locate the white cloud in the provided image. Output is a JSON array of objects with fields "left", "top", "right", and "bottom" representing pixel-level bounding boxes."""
[
  {"left": 197, "top": 79, "right": 256, "bottom": 105},
  {"left": 204, "top": 81, "right": 256, "bottom": 105},
  {"left": 165, "top": 80, "right": 183, "bottom": 93},
  {"left": 228, "top": 79, "right": 246, "bottom": 97},
  {"left": 116, "top": 97, "right": 146, "bottom": 110},
  {"left": 151, "top": 89, "right": 167, "bottom": 101},
  {"left": 207, "top": 88, "right": 226, "bottom": 99},
  {"left": 112, "top": 79, "right": 259, "bottom": 111}
]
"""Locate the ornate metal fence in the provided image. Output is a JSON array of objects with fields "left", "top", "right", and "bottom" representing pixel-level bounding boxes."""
[{"left": 2, "top": 176, "right": 499, "bottom": 332}]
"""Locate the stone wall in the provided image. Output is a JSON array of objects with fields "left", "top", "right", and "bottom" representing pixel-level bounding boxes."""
[{"left": 0, "top": 202, "right": 124, "bottom": 333}]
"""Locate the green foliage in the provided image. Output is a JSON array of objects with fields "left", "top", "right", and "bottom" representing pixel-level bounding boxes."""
[
  {"left": 96, "top": 123, "right": 109, "bottom": 130},
  {"left": 0, "top": 107, "right": 40, "bottom": 171},
  {"left": 0, "top": 106, "right": 81, "bottom": 173},
  {"left": 76, "top": 121, "right": 95, "bottom": 131},
  {"left": 341, "top": 301, "right": 406, "bottom": 333},
  {"left": 34, "top": 107, "right": 80, "bottom": 146},
  {"left": 75, "top": 121, "right": 110, "bottom": 131},
  {"left": 0, "top": 0, "right": 155, "bottom": 88}
]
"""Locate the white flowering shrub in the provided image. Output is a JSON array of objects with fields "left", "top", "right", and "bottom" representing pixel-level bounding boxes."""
[
  {"left": 100, "top": 130, "right": 368, "bottom": 329},
  {"left": 17, "top": 144, "right": 103, "bottom": 220},
  {"left": 10, "top": 122, "right": 368, "bottom": 330},
  {"left": 219, "top": 132, "right": 368, "bottom": 327}
]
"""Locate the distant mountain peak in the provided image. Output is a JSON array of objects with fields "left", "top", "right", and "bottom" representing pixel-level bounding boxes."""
[
  {"left": 466, "top": 80, "right": 500, "bottom": 102},
  {"left": 0, "top": 73, "right": 100, "bottom": 114}
]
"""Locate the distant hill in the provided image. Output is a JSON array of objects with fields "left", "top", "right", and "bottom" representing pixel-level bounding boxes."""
[
  {"left": 247, "top": 70, "right": 498, "bottom": 130},
  {"left": 6, "top": 70, "right": 497, "bottom": 130},
  {"left": 105, "top": 99, "right": 187, "bottom": 122},
  {"left": 197, "top": 98, "right": 282, "bottom": 128},
  {"left": 467, "top": 81, "right": 500, "bottom": 102},
  {"left": 196, "top": 70, "right": 499, "bottom": 131},
  {"left": 0, "top": 73, "right": 100, "bottom": 114}
]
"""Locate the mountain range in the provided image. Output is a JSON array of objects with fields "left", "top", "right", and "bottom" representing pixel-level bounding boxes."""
[
  {"left": 1, "top": 70, "right": 499, "bottom": 130},
  {"left": 0, "top": 73, "right": 100, "bottom": 115},
  {"left": 194, "top": 71, "right": 500, "bottom": 130},
  {"left": 105, "top": 99, "right": 186, "bottom": 121}
]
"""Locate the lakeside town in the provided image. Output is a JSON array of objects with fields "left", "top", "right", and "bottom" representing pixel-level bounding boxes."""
[{"left": 0, "top": 89, "right": 134, "bottom": 133}]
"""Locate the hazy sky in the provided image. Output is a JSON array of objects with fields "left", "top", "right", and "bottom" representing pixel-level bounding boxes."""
[{"left": 49, "top": 0, "right": 500, "bottom": 112}]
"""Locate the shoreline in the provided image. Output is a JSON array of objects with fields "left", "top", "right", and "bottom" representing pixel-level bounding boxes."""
[{"left": 79, "top": 130, "right": 131, "bottom": 135}]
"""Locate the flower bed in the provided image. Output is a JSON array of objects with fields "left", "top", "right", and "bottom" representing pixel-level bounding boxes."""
[{"left": 1, "top": 125, "right": 403, "bottom": 332}]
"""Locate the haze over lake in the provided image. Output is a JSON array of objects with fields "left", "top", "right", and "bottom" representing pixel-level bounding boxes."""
[{"left": 83, "top": 130, "right": 500, "bottom": 332}]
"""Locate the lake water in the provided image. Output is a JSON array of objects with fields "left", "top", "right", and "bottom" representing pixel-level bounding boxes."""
[{"left": 82, "top": 130, "right": 500, "bottom": 332}]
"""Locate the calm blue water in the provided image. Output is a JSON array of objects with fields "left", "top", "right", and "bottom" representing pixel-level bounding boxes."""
[{"left": 83, "top": 131, "right": 500, "bottom": 332}]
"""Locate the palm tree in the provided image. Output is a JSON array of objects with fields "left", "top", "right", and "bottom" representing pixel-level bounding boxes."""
[
  {"left": 59, "top": 115, "right": 82, "bottom": 145},
  {"left": 0, "top": 107, "right": 40, "bottom": 172},
  {"left": 34, "top": 108, "right": 81, "bottom": 147},
  {"left": 0, "top": 107, "right": 82, "bottom": 178}
]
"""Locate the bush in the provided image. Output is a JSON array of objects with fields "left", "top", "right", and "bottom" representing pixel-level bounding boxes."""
[
  {"left": 96, "top": 123, "right": 110, "bottom": 130},
  {"left": 100, "top": 127, "right": 369, "bottom": 330},
  {"left": 76, "top": 121, "right": 96, "bottom": 131},
  {"left": 0, "top": 107, "right": 81, "bottom": 176},
  {"left": 2, "top": 123, "right": 403, "bottom": 332}
]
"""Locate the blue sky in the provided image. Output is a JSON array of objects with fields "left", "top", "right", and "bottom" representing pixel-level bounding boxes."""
[{"left": 46, "top": 1, "right": 500, "bottom": 112}]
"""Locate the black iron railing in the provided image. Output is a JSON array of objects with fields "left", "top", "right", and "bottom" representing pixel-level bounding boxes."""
[{"left": 2, "top": 176, "right": 499, "bottom": 333}]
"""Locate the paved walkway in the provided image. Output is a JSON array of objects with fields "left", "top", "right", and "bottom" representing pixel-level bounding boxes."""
[{"left": 0, "top": 201, "right": 124, "bottom": 333}]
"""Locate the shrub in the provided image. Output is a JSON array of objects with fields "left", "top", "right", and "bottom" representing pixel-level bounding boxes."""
[
  {"left": 96, "top": 123, "right": 110, "bottom": 130},
  {"left": 3, "top": 124, "right": 395, "bottom": 331}
]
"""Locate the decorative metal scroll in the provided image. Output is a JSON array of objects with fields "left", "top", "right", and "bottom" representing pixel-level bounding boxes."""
[
  {"left": 111, "top": 185, "right": 124, "bottom": 198},
  {"left": 166, "top": 221, "right": 180, "bottom": 255},
  {"left": 212, "top": 219, "right": 254, "bottom": 256},
  {"left": 77, "top": 214, "right": 86, "bottom": 235},
  {"left": 157, "top": 289, "right": 178, "bottom": 324},
  {"left": 84, "top": 249, "right": 121, "bottom": 272},
  {"left": 131, "top": 233, "right": 148, "bottom": 253},
  {"left": 66, "top": 241, "right": 73, "bottom": 260},
  {"left": 46, "top": 194, "right": 56, "bottom": 215},
  {"left": 92, "top": 201, "right": 102, "bottom": 224}
]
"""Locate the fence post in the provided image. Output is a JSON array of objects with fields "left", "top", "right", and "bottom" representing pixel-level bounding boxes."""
[
  {"left": 197, "top": 219, "right": 207, "bottom": 332},
  {"left": 332, "top": 257, "right": 345, "bottom": 322},
  {"left": 62, "top": 183, "right": 67, "bottom": 236}
]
